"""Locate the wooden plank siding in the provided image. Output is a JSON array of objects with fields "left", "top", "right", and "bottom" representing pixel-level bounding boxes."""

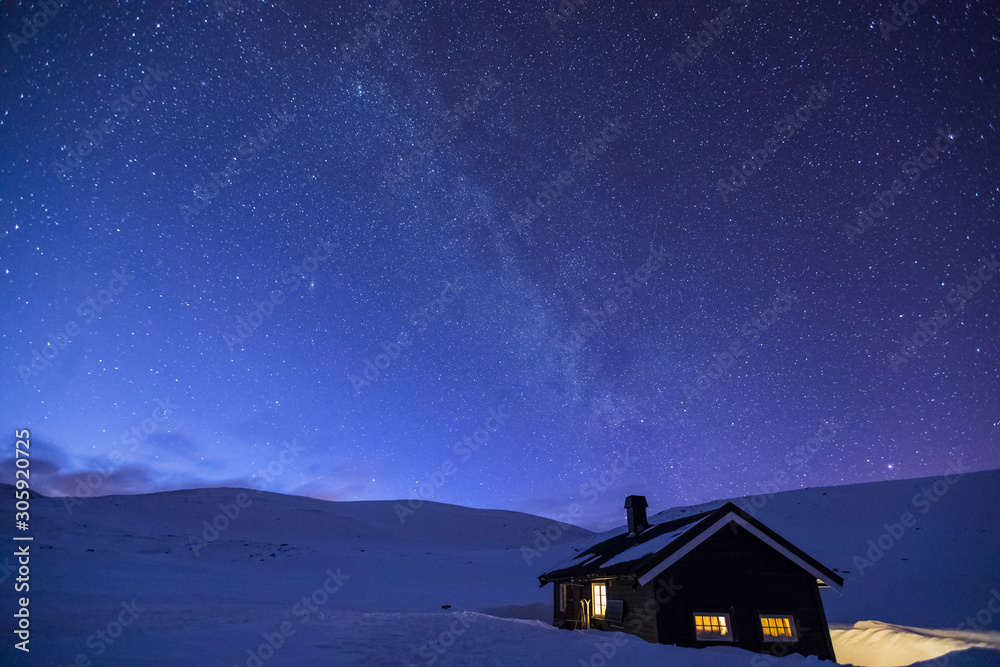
[
  {"left": 652, "top": 523, "right": 836, "bottom": 660},
  {"left": 597, "top": 577, "right": 659, "bottom": 643},
  {"left": 553, "top": 582, "right": 588, "bottom": 631}
]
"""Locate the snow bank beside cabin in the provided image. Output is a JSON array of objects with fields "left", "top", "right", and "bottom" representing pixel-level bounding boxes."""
[{"left": 830, "top": 621, "right": 1000, "bottom": 667}]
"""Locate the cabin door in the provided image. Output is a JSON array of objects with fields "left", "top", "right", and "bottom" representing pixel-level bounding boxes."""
[{"left": 564, "top": 583, "right": 587, "bottom": 629}]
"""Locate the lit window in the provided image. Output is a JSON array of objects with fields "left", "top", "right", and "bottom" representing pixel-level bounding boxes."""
[
  {"left": 592, "top": 583, "right": 607, "bottom": 617},
  {"left": 760, "top": 615, "right": 798, "bottom": 642},
  {"left": 693, "top": 613, "right": 733, "bottom": 641}
]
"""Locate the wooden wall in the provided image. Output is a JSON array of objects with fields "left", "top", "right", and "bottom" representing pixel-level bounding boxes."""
[{"left": 653, "top": 524, "right": 836, "bottom": 661}]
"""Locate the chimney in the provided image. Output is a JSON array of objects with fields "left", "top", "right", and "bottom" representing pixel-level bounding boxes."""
[{"left": 625, "top": 495, "right": 648, "bottom": 536}]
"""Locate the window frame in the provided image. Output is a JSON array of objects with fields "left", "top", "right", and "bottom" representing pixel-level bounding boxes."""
[
  {"left": 558, "top": 583, "right": 567, "bottom": 613},
  {"left": 592, "top": 582, "right": 608, "bottom": 618},
  {"left": 692, "top": 612, "right": 734, "bottom": 642},
  {"left": 759, "top": 614, "right": 798, "bottom": 643}
]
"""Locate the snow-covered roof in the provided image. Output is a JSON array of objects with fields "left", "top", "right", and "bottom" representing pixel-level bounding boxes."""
[
  {"left": 602, "top": 523, "right": 698, "bottom": 568},
  {"left": 538, "top": 502, "right": 843, "bottom": 591}
]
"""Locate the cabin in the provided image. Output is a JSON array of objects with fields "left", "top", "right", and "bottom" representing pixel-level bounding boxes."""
[{"left": 538, "top": 496, "right": 843, "bottom": 661}]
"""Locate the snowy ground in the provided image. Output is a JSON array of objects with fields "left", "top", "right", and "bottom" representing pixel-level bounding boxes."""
[{"left": 0, "top": 469, "right": 998, "bottom": 666}]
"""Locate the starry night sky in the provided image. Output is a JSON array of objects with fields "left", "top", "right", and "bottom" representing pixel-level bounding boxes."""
[{"left": 1, "top": 0, "right": 997, "bottom": 530}]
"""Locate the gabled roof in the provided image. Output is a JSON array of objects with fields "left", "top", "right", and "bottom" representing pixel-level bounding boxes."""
[{"left": 538, "top": 502, "right": 843, "bottom": 591}]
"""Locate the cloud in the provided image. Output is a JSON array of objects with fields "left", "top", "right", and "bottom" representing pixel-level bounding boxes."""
[
  {"left": 142, "top": 431, "right": 202, "bottom": 454},
  {"left": 291, "top": 481, "right": 348, "bottom": 502},
  {"left": 291, "top": 462, "right": 376, "bottom": 501},
  {"left": 0, "top": 432, "right": 370, "bottom": 505},
  {"left": 8, "top": 454, "right": 254, "bottom": 499},
  {"left": 32, "top": 465, "right": 161, "bottom": 498},
  {"left": 0, "top": 456, "right": 60, "bottom": 480}
]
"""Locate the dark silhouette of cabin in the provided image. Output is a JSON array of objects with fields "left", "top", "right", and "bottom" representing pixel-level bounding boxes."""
[{"left": 538, "top": 496, "right": 843, "bottom": 661}]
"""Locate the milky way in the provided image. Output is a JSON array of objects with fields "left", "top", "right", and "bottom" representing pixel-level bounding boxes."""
[{"left": 1, "top": 0, "right": 996, "bottom": 529}]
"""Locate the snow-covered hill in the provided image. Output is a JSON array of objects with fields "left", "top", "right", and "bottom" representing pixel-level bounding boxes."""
[{"left": 0, "top": 470, "right": 997, "bottom": 666}]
